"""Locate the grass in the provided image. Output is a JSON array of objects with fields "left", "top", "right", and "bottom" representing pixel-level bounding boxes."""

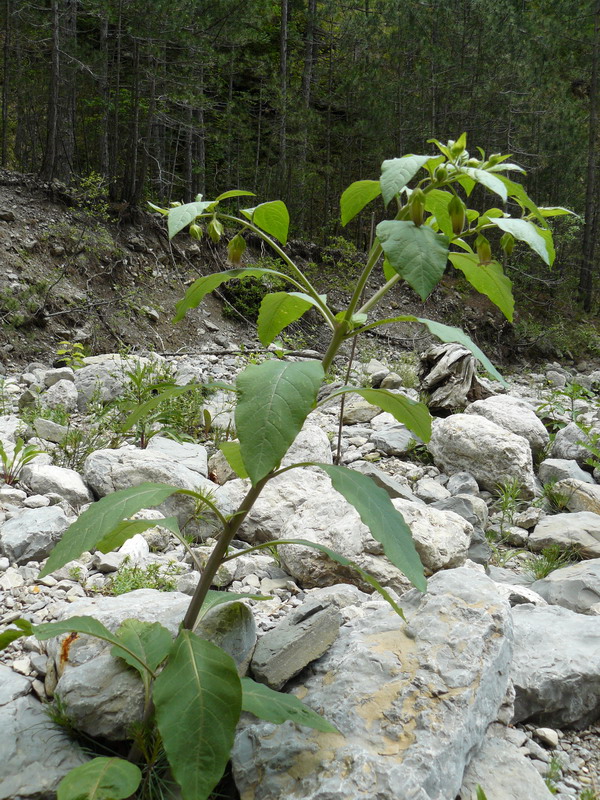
[
  {"left": 524, "top": 544, "right": 582, "bottom": 580},
  {"left": 104, "top": 559, "right": 183, "bottom": 596}
]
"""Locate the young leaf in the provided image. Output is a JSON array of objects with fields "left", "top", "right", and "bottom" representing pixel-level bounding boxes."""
[
  {"left": 57, "top": 757, "right": 142, "bottom": 800},
  {"left": 154, "top": 631, "right": 242, "bottom": 800},
  {"left": 424, "top": 189, "right": 454, "bottom": 238},
  {"left": 536, "top": 206, "right": 577, "bottom": 218},
  {"left": 147, "top": 201, "right": 168, "bottom": 216},
  {"left": 218, "top": 441, "right": 248, "bottom": 479},
  {"left": 380, "top": 155, "right": 432, "bottom": 205},
  {"left": 96, "top": 518, "right": 175, "bottom": 553},
  {"left": 214, "top": 189, "right": 256, "bottom": 202},
  {"left": 460, "top": 168, "right": 508, "bottom": 202},
  {"left": 168, "top": 201, "right": 213, "bottom": 239},
  {"left": 174, "top": 268, "right": 290, "bottom": 323},
  {"left": 39, "top": 483, "right": 182, "bottom": 578},
  {"left": 122, "top": 384, "right": 199, "bottom": 430},
  {"left": 316, "top": 464, "right": 426, "bottom": 592},
  {"left": 227, "top": 233, "right": 246, "bottom": 265},
  {"left": 111, "top": 619, "right": 173, "bottom": 678},
  {"left": 235, "top": 360, "right": 324, "bottom": 484},
  {"left": 252, "top": 200, "right": 290, "bottom": 245},
  {"left": 340, "top": 180, "right": 381, "bottom": 226},
  {"left": 241, "top": 677, "right": 340, "bottom": 733},
  {"left": 257, "top": 292, "right": 314, "bottom": 346},
  {"left": 489, "top": 217, "right": 553, "bottom": 265},
  {"left": 325, "top": 388, "right": 431, "bottom": 442},
  {"left": 448, "top": 252, "right": 514, "bottom": 321},
  {"left": 376, "top": 220, "right": 449, "bottom": 300}
]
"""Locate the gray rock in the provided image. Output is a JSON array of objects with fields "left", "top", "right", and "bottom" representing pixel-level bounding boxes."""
[
  {"left": 538, "top": 458, "right": 595, "bottom": 485},
  {"left": 552, "top": 478, "right": 600, "bottom": 514},
  {"left": 342, "top": 398, "right": 382, "bottom": 425},
  {"left": 196, "top": 600, "right": 257, "bottom": 676},
  {"left": 446, "top": 471, "right": 480, "bottom": 496},
  {"left": 432, "top": 493, "right": 489, "bottom": 532},
  {"left": 281, "top": 423, "right": 333, "bottom": 468},
  {"left": 531, "top": 558, "right": 600, "bottom": 615},
  {"left": 41, "top": 379, "right": 78, "bottom": 412},
  {"left": 146, "top": 436, "right": 208, "bottom": 477},
  {"left": 0, "top": 665, "right": 31, "bottom": 705},
  {"left": 428, "top": 414, "right": 536, "bottom": 498},
  {"left": 251, "top": 599, "right": 342, "bottom": 690},
  {"left": 0, "top": 506, "right": 70, "bottom": 564},
  {"left": 351, "top": 462, "right": 422, "bottom": 503},
  {"left": 514, "top": 506, "right": 545, "bottom": 530},
  {"left": 0, "top": 694, "right": 88, "bottom": 800},
  {"left": 370, "top": 424, "right": 418, "bottom": 456},
  {"left": 465, "top": 394, "right": 550, "bottom": 456},
  {"left": 21, "top": 464, "right": 93, "bottom": 507},
  {"left": 414, "top": 477, "right": 450, "bottom": 503},
  {"left": 32, "top": 417, "right": 69, "bottom": 444},
  {"left": 550, "top": 421, "right": 600, "bottom": 464},
  {"left": 511, "top": 603, "right": 600, "bottom": 727},
  {"left": 208, "top": 448, "right": 237, "bottom": 484},
  {"left": 0, "top": 413, "right": 27, "bottom": 443},
  {"left": 528, "top": 511, "right": 600, "bottom": 558},
  {"left": 380, "top": 372, "right": 404, "bottom": 389},
  {"left": 43, "top": 368, "right": 75, "bottom": 387},
  {"left": 232, "top": 568, "right": 513, "bottom": 800}
]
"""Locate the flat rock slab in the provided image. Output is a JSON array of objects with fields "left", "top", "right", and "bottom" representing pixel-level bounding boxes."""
[
  {"left": 232, "top": 568, "right": 513, "bottom": 800},
  {"left": 531, "top": 558, "right": 600, "bottom": 614},
  {"left": 511, "top": 603, "right": 600, "bottom": 727},
  {"left": 528, "top": 511, "right": 600, "bottom": 557},
  {"left": 0, "top": 505, "right": 70, "bottom": 564}
]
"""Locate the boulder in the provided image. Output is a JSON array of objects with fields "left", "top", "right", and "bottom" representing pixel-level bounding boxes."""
[
  {"left": 531, "top": 558, "right": 600, "bottom": 615},
  {"left": 428, "top": 414, "right": 536, "bottom": 498},
  {"left": 465, "top": 395, "right": 550, "bottom": 456},
  {"left": 511, "top": 603, "right": 600, "bottom": 727},
  {"left": 41, "top": 379, "right": 78, "bottom": 412},
  {"left": 232, "top": 568, "right": 513, "bottom": 800},
  {"left": 538, "top": 458, "right": 594, "bottom": 485},
  {"left": 446, "top": 471, "right": 480, "bottom": 496},
  {"left": 146, "top": 436, "right": 208, "bottom": 477},
  {"left": 0, "top": 413, "right": 27, "bottom": 444},
  {"left": 552, "top": 478, "right": 600, "bottom": 514},
  {"left": 351, "top": 462, "right": 422, "bottom": 503},
  {"left": 550, "top": 421, "right": 600, "bottom": 464},
  {"left": 528, "top": 511, "right": 600, "bottom": 558},
  {"left": 370, "top": 424, "right": 419, "bottom": 456},
  {"left": 0, "top": 506, "right": 70, "bottom": 564},
  {"left": 21, "top": 464, "right": 93, "bottom": 507}
]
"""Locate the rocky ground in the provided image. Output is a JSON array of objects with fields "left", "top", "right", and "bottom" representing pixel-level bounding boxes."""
[{"left": 0, "top": 344, "right": 600, "bottom": 799}]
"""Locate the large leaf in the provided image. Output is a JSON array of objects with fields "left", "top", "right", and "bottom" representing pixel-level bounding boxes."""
[
  {"left": 57, "top": 758, "right": 142, "bottom": 800},
  {"left": 214, "top": 189, "right": 256, "bottom": 202},
  {"left": 39, "top": 483, "right": 182, "bottom": 578},
  {"left": 325, "top": 387, "right": 431, "bottom": 441},
  {"left": 96, "top": 516, "right": 178, "bottom": 553},
  {"left": 257, "top": 292, "right": 315, "bottom": 346},
  {"left": 168, "top": 201, "right": 213, "bottom": 239},
  {"left": 174, "top": 268, "right": 289, "bottom": 323},
  {"left": 494, "top": 175, "right": 547, "bottom": 227},
  {"left": 218, "top": 441, "right": 248, "bottom": 479},
  {"left": 235, "top": 360, "right": 323, "bottom": 484},
  {"left": 490, "top": 217, "right": 553, "bottom": 265},
  {"left": 448, "top": 252, "right": 514, "bottom": 321},
  {"left": 380, "top": 155, "right": 432, "bottom": 205},
  {"left": 376, "top": 220, "right": 449, "bottom": 300},
  {"left": 316, "top": 464, "right": 426, "bottom": 592},
  {"left": 111, "top": 619, "right": 173, "bottom": 679},
  {"left": 340, "top": 180, "right": 381, "bottom": 226},
  {"left": 0, "top": 618, "right": 33, "bottom": 651},
  {"left": 536, "top": 206, "right": 577, "bottom": 218},
  {"left": 460, "top": 168, "right": 508, "bottom": 202},
  {"left": 241, "top": 677, "right": 339, "bottom": 733},
  {"left": 252, "top": 200, "right": 290, "bottom": 245},
  {"left": 154, "top": 631, "right": 241, "bottom": 800},
  {"left": 197, "top": 590, "right": 268, "bottom": 623},
  {"left": 424, "top": 189, "right": 454, "bottom": 238}
]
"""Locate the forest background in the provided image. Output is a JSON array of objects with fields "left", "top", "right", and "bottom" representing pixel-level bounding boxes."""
[{"left": 1, "top": 0, "right": 599, "bottom": 313}]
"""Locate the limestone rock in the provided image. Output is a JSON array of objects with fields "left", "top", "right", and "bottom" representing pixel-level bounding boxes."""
[
  {"left": 0, "top": 506, "right": 70, "bottom": 564},
  {"left": 370, "top": 424, "right": 418, "bottom": 456},
  {"left": 21, "top": 464, "right": 93, "bottom": 507},
  {"left": 428, "top": 414, "right": 536, "bottom": 498},
  {"left": 538, "top": 458, "right": 595, "bottom": 485},
  {"left": 531, "top": 558, "right": 600, "bottom": 614},
  {"left": 41, "top": 379, "right": 78, "bottom": 412},
  {"left": 465, "top": 395, "right": 550, "bottom": 456},
  {"left": 550, "top": 421, "right": 600, "bottom": 464},
  {"left": 528, "top": 511, "right": 600, "bottom": 557},
  {"left": 146, "top": 435, "right": 208, "bottom": 477},
  {"left": 552, "top": 478, "right": 600, "bottom": 514},
  {"left": 351, "top": 462, "right": 422, "bottom": 503}
]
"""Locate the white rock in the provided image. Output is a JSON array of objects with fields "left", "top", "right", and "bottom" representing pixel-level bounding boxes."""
[
  {"left": 465, "top": 395, "right": 550, "bottom": 456},
  {"left": 21, "top": 464, "right": 93, "bottom": 507}
]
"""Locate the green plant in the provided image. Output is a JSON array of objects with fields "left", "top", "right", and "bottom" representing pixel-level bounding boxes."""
[
  {"left": 525, "top": 544, "right": 581, "bottom": 580},
  {"left": 579, "top": 788, "right": 599, "bottom": 800},
  {"left": 0, "top": 438, "right": 45, "bottom": 486},
  {"left": 20, "top": 400, "right": 72, "bottom": 428},
  {"left": 56, "top": 341, "right": 87, "bottom": 370},
  {"left": 3, "top": 136, "right": 560, "bottom": 800},
  {"left": 537, "top": 479, "right": 571, "bottom": 512},
  {"left": 493, "top": 478, "right": 525, "bottom": 533},
  {"left": 544, "top": 756, "right": 562, "bottom": 794},
  {"left": 105, "top": 559, "right": 183, "bottom": 596},
  {"left": 537, "top": 382, "right": 593, "bottom": 432}
]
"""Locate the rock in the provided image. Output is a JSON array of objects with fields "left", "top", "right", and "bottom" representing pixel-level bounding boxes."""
[
  {"left": 446, "top": 471, "right": 480, "bottom": 495},
  {"left": 208, "top": 448, "right": 237, "bottom": 484},
  {"left": 32, "top": 417, "right": 69, "bottom": 444},
  {"left": 531, "top": 558, "right": 600, "bottom": 614},
  {"left": 528, "top": 511, "right": 600, "bottom": 557},
  {"left": 118, "top": 533, "right": 150, "bottom": 563},
  {"left": 552, "top": 478, "right": 600, "bottom": 514},
  {"left": 281, "top": 424, "right": 333, "bottom": 468},
  {"left": 0, "top": 664, "right": 31, "bottom": 704},
  {"left": 432, "top": 494, "right": 489, "bottom": 533},
  {"left": 550, "top": 421, "right": 600, "bottom": 464},
  {"left": 534, "top": 727, "right": 560, "bottom": 748},
  {"left": 458, "top": 730, "right": 555, "bottom": 800},
  {"left": 351, "top": 462, "right": 422, "bottom": 503},
  {"left": 232, "top": 568, "right": 513, "bottom": 800},
  {"left": 0, "top": 505, "right": 70, "bottom": 564},
  {"left": 370, "top": 424, "right": 418, "bottom": 456},
  {"left": 538, "top": 458, "right": 595, "bottom": 485},
  {"left": 195, "top": 600, "right": 257, "bottom": 676},
  {"left": 513, "top": 506, "right": 545, "bottom": 530},
  {"left": 0, "top": 694, "right": 89, "bottom": 799},
  {"left": 73, "top": 359, "right": 131, "bottom": 410},
  {"left": 21, "top": 464, "right": 93, "bottom": 507},
  {"left": 465, "top": 395, "right": 550, "bottom": 456},
  {"left": 414, "top": 476, "right": 450, "bottom": 503},
  {"left": 146, "top": 436, "right": 208, "bottom": 477},
  {"left": 342, "top": 398, "right": 382, "bottom": 425},
  {"left": 41, "top": 379, "right": 78, "bottom": 412},
  {"left": 511, "top": 603, "right": 600, "bottom": 727},
  {"left": 418, "top": 343, "right": 494, "bottom": 413},
  {"left": 0, "top": 413, "right": 27, "bottom": 443},
  {"left": 428, "top": 414, "right": 536, "bottom": 498},
  {"left": 251, "top": 599, "right": 342, "bottom": 690},
  {"left": 43, "top": 367, "right": 75, "bottom": 387}
]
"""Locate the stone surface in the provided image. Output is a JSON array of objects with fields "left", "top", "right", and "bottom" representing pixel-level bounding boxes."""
[
  {"left": 21, "top": 463, "right": 93, "bottom": 507},
  {"left": 281, "top": 423, "right": 333, "bottom": 468},
  {"left": 465, "top": 394, "right": 550, "bottom": 456},
  {"left": 446, "top": 471, "right": 480, "bottom": 496},
  {"left": 351, "top": 462, "right": 422, "bottom": 503},
  {"left": 342, "top": 398, "right": 382, "bottom": 425},
  {"left": 538, "top": 458, "right": 595, "bottom": 485},
  {"left": 531, "top": 558, "right": 600, "bottom": 614},
  {"left": 74, "top": 361, "right": 128, "bottom": 410},
  {"left": 32, "top": 417, "right": 69, "bottom": 444},
  {"left": 528, "top": 511, "right": 600, "bottom": 557},
  {"left": 0, "top": 664, "right": 31, "bottom": 704},
  {"left": 41, "top": 379, "right": 78, "bottom": 412},
  {"left": 428, "top": 414, "right": 536, "bottom": 498},
  {"left": 251, "top": 599, "right": 341, "bottom": 690},
  {"left": 550, "top": 421, "right": 600, "bottom": 464},
  {"left": 0, "top": 505, "right": 70, "bottom": 564},
  {"left": 0, "top": 694, "right": 89, "bottom": 800},
  {"left": 511, "top": 603, "right": 600, "bottom": 727},
  {"left": 146, "top": 435, "right": 208, "bottom": 477},
  {"left": 370, "top": 424, "right": 418, "bottom": 456},
  {"left": 552, "top": 478, "right": 600, "bottom": 514},
  {"left": 232, "top": 568, "right": 513, "bottom": 800}
]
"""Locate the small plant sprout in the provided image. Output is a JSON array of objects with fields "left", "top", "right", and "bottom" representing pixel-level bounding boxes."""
[
  {"left": 0, "top": 438, "right": 44, "bottom": 486},
  {"left": 55, "top": 340, "right": 87, "bottom": 370}
]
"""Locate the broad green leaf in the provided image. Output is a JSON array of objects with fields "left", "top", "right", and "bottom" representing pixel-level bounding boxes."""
[
  {"left": 1, "top": 618, "right": 34, "bottom": 650},
  {"left": 380, "top": 155, "right": 432, "bottom": 205},
  {"left": 489, "top": 218, "right": 552, "bottom": 265},
  {"left": 39, "top": 483, "right": 182, "bottom": 578},
  {"left": 257, "top": 292, "right": 314, "bottom": 346},
  {"left": 214, "top": 189, "right": 256, "bottom": 202},
  {"left": 536, "top": 206, "right": 577, "bottom": 217},
  {"left": 218, "top": 441, "right": 248, "bottom": 479},
  {"left": 488, "top": 162, "right": 526, "bottom": 173},
  {"left": 494, "top": 175, "right": 547, "bottom": 226},
  {"left": 122, "top": 384, "right": 200, "bottom": 430},
  {"left": 340, "top": 180, "right": 381, "bottom": 226},
  {"left": 252, "top": 200, "right": 290, "bottom": 245},
  {"left": 168, "top": 201, "right": 213, "bottom": 239},
  {"left": 57, "top": 757, "right": 142, "bottom": 800},
  {"left": 424, "top": 189, "right": 454, "bottom": 238},
  {"left": 537, "top": 226, "right": 556, "bottom": 267},
  {"left": 235, "top": 360, "right": 323, "bottom": 484},
  {"left": 460, "top": 168, "right": 507, "bottom": 202},
  {"left": 448, "top": 253, "right": 514, "bottom": 321},
  {"left": 112, "top": 619, "right": 172, "bottom": 678},
  {"left": 376, "top": 220, "right": 449, "bottom": 301},
  {"left": 96, "top": 518, "right": 178, "bottom": 553},
  {"left": 198, "top": 590, "right": 268, "bottom": 623},
  {"left": 427, "top": 138, "right": 451, "bottom": 159},
  {"left": 325, "top": 388, "right": 431, "bottom": 441},
  {"left": 241, "top": 677, "right": 340, "bottom": 733},
  {"left": 317, "top": 464, "right": 426, "bottom": 592},
  {"left": 147, "top": 201, "right": 168, "bottom": 215},
  {"left": 174, "top": 268, "right": 291, "bottom": 323},
  {"left": 154, "top": 631, "right": 241, "bottom": 800}
]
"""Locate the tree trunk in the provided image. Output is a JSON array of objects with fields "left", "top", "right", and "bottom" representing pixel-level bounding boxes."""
[
  {"left": 2, "top": 0, "right": 10, "bottom": 166},
  {"left": 279, "top": 0, "right": 288, "bottom": 191}
]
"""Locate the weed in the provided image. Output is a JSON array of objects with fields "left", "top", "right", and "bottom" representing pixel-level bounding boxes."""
[
  {"left": 544, "top": 756, "right": 562, "bottom": 794},
  {"left": 536, "top": 480, "right": 571, "bottom": 512},
  {"left": 21, "top": 401, "right": 71, "bottom": 428},
  {"left": 579, "top": 789, "right": 600, "bottom": 800},
  {"left": 55, "top": 341, "right": 87, "bottom": 370},
  {"left": 53, "top": 427, "right": 113, "bottom": 472},
  {"left": 524, "top": 544, "right": 582, "bottom": 580},
  {"left": 493, "top": 478, "right": 525, "bottom": 533},
  {"left": 405, "top": 441, "right": 434, "bottom": 465},
  {"left": 0, "top": 438, "right": 44, "bottom": 485},
  {"left": 104, "top": 558, "right": 183, "bottom": 596},
  {"left": 537, "top": 382, "right": 593, "bottom": 432}
]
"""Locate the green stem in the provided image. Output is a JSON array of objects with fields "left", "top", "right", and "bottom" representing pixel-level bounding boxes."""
[{"left": 357, "top": 272, "right": 402, "bottom": 316}]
